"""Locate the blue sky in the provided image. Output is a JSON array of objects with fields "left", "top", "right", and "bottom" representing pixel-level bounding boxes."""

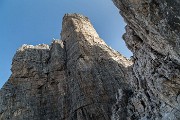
[{"left": 0, "top": 0, "right": 132, "bottom": 88}]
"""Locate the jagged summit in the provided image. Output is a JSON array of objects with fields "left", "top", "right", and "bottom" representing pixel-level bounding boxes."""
[
  {"left": 63, "top": 13, "right": 90, "bottom": 22},
  {"left": 17, "top": 44, "right": 50, "bottom": 51},
  {"left": 61, "top": 13, "right": 101, "bottom": 44},
  {"left": 0, "top": 14, "right": 131, "bottom": 120}
]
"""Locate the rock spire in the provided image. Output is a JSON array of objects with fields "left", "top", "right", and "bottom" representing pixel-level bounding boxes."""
[{"left": 0, "top": 13, "right": 132, "bottom": 120}]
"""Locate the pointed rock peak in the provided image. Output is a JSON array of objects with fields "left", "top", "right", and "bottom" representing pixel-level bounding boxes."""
[
  {"left": 61, "top": 13, "right": 99, "bottom": 40},
  {"left": 60, "top": 13, "right": 131, "bottom": 67},
  {"left": 63, "top": 13, "right": 89, "bottom": 22}
]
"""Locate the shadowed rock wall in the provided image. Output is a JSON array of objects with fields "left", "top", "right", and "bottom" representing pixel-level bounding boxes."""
[{"left": 112, "top": 0, "right": 180, "bottom": 119}]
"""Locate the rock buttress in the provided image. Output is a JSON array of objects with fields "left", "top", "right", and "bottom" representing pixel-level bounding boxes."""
[
  {"left": 112, "top": 0, "right": 180, "bottom": 120},
  {"left": 0, "top": 14, "right": 132, "bottom": 120}
]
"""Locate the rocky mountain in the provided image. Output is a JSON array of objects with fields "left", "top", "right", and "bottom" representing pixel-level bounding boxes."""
[
  {"left": 0, "top": 14, "right": 132, "bottom": 120},
  {"left": 0, "top": 0, "right": 180, "bottom": 120}
]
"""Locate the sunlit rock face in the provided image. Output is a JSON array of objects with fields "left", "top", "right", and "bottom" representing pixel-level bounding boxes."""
[
  {"left": 0, "top": 14, "right": 132, "bottom": 120},
  {"left": 113, "top": 0, "right": 180, "bottom": 119}
]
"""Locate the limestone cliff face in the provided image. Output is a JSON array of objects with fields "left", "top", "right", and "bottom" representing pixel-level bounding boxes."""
[
  {"left": 113, "top": 0, "right": 180, "bottom": 120},
  {"left": 1, "top": 1, "right": 180, "bottom": 119},
  {"left": 0, "top": 14, "right": 132, "bottom": 120}
]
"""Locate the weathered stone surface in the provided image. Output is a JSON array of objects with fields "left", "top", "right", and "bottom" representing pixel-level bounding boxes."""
[
  {"left": 113, "top": 0, "right": 180, "bottom": 63},
  {"left": 1, "top": 0, "right": 180, "bottom": 119},
  {"left": 112, "top": 0, "right": 180, "bottom": 120},
  {"left": 0, "top": 14, "right": 132, "bottom": 120}
]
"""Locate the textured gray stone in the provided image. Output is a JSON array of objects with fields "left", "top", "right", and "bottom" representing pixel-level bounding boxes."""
[
  {"left": 0, "top": 13, "right": 132, "bottom": 120},
  {"left": 112, "top": 0, "right": 180, "bottom": 120},
  {"left": 1, "top": 0, "right": 180, "bottom": 119}
]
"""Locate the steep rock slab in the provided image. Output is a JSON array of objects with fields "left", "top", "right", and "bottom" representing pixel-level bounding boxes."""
[
  {"left": 0, "top": 14, "right": 132, "bottom": 120},
  {"left": 113, "top": 0, "right": 180, "bottom": 120}
]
